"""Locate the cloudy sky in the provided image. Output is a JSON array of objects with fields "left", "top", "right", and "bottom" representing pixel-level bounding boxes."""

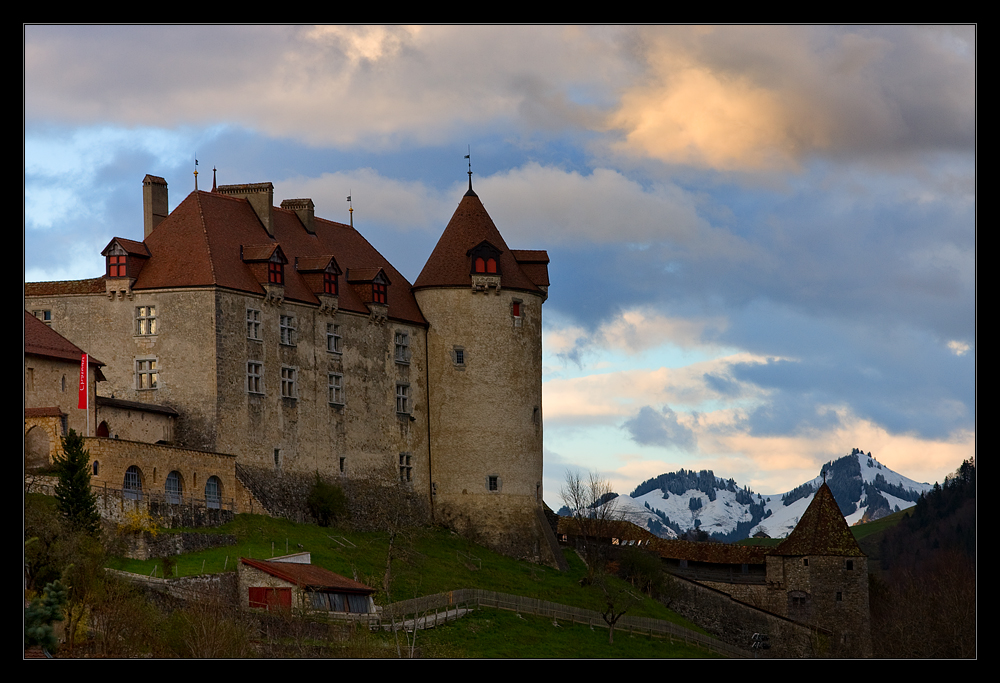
[{"left": 25, "top": 25, "right": 975, "bottom": 505}]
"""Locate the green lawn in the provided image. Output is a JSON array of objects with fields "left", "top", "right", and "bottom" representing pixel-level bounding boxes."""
[{"left": 107, "top": 514, "right": 706, "bottom": 632}]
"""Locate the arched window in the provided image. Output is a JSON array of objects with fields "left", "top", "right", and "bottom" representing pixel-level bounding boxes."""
[
  {"left": 123, "top": 466, "right": 143, "bottom": 500},
  {"left": 166, "top": 471, "right": 183, "bottom": 504},
  {"left": 205, "top": 476, "right": 222, "bottom": 509},
  {"left": 93, "top": 460, "right": 99, "bottom": 476}
]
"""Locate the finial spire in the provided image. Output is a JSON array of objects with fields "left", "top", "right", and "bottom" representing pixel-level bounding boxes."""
[
  {"left": 464, "top": 146, "right": 477, "bottom": 196},
  {"left": 193, "top": 156, "right": 199, "bottom": 191},
  {"left": 347, "top": 192, "right": 353, "bottom": 228},
  {"left": 212, "top": 166, "right": 217, "bottom": 192}
]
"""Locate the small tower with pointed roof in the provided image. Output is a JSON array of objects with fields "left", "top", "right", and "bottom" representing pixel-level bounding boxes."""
[
  {"left": 414, "top": 180, "right": 554, "bottom": 564},
  {"left": 766, "top": 482, "right": 872, "bottom": 657}
]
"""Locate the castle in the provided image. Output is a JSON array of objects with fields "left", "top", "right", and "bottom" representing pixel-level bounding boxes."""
[{"left": 25, "top": 172, "right": 558, "bottom": 564}]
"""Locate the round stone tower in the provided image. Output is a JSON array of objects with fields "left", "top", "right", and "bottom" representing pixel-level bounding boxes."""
[{"left": 413, "top": 183, "right": 556, "bottom": 564}]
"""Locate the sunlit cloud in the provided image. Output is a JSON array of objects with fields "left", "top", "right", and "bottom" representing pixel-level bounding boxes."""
[{"left": 947, "top": 340, "right": 971, "bottom": 356}]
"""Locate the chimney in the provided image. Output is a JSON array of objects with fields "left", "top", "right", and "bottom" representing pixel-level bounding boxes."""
[
  {"left": 216, "top": 182, "right": 275, "bottom": 236},
  {"left": 280, "top": 198, "right": 316, "bottom": 234},
  {"left": 143, "top": 174, "right": 169, "bottom": 239}
]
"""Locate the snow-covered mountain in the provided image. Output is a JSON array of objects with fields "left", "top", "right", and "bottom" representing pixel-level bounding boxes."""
[{"left": 618, "top": 450, "right": 934, "bottom": 542}]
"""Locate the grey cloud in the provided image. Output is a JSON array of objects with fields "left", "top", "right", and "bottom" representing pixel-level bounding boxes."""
[{"left": 623, "top": 405, "right": 697, "bottom": 450}]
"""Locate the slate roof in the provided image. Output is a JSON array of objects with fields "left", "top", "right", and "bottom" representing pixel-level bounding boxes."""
[
  {"left": 413, "top": 190, "right": 547, "bottom": 294},
  {"left": 24, "top": 311, "right": 105, "bottom": 368},
  {"left": 774, "top": 483, "right": 865, "bottom": 557},
  {"left": 654, "top": 539, "right": 768, "bottom": 565},
  {"left": 96, "top": 395, "right": 180, "bottom": 416},
  {"left": 240, "top": 558, "right": 374, "bottom": 594}
]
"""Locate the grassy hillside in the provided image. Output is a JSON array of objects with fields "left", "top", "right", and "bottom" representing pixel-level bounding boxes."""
[{"left": 107, "top": 514, "right": 716, "bottom": 656}]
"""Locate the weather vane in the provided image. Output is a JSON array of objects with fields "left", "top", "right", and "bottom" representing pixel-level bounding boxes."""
[
  {"left": 193, "top": 156, "right": 199, "bottom": 191},
  {"left": 347, "top": 192, "right": 353, "bottom": 228}
]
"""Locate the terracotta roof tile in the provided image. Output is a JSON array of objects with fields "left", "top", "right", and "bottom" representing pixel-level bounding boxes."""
[
  {"left": 24, "top": 311, "right": 105, "bottom": 366},
  {"left": 774, "top": 483, "right": 865, "bottom": 557},
  {"left": 25, "top": 406, "right": 65, "bottom": 418},
  {"left": 241, "top": 558, "right": 374, "bottom": 593},
  {"left": 25, "top": 278, "right": 106, "bottom": 296},
  {"left": 413, "top": 192, "right": 542, "bottom": 294}
]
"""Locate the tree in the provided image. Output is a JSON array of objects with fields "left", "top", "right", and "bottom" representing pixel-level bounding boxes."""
[
  {"left": 53, "top": 430, "right": 101, "bottom": 535},
  {"left": 24, "top": 579, "right": 67, "bottom": 652},
  {"left": 561, "top": 470, "right": 622, "bottom": 578},
  {"left": 594, "top": 573, "right": 641, "bottom": 645},
  {"left": 306, "top": 473, "right": 348, "bottom": 527}
]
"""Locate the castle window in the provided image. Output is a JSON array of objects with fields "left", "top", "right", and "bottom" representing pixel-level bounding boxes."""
[
  {"left": 166, "top": 471, "right": 183, "bottom": 504},
  {"left": 268, "top": 260, "right": 284, "bottom": 285},
  {"left": 324, "top": 271, "right": 338, "bottom": 295},
  {"left": 93, "top": 461, "right": 99, "bottom": 476},
  {"left": 487, "top": 475, "right": 501, "bottom": 492},
  {"left": 452, "top": 346, "right": 465, "bottom": 368},
  {"left": 205, "top": 476, "right": 222, "bottom": 509},
  {"left": 329, "top": 373, "right": 344, "bottom": 405},
  {"left": 32, "top": 310, "right": 52, "bottom": 326},
  {"left": 123, "top": 465, "right": 143, "bottom": 500},
  {"left": 280, "top": 315, "right": 296, "bottom": 346},
  {"left": 247, "top": 308, "right": 262, "bottom": 340},
  {"left": 136, "top": 358, "right": 158, "bottom": 390},
  {"left": 845, "top": 560, "right": 854, "bottom": 570},
  {"left": 327, "top": 323, "right": 342, "bottom": 354},
  {"left": 136, "top": 306, "right": 157, "bottom": 335},
  {"left": 373, "top": 281, "right": 387, "bottom": 304},
  {"left": 247, "top": 362, "right": 264, "bottom": 394},
  {"left": 399, "top": 452, "right": 412, "bottom": 483},
  {"left": 107, "top": 254, "right": 127, "bottom": 278},
  {"left": 473, "top": 256, "right": 497, "bottom": 274},
  {"left": 803, "top": 558, "right": 809, "bottom": 567},
  {"left": 281, "top": 367, "right": 297, "bottom": 398},
  {"left": 339, "top": 457, "right": 346, "bottom": 474},
  {"left": 396, "top": 383, "right": 410, "bottom": 414},
  {"left": 395, "top": 332, "right": 410, "bottom": 364},
  {"left": 512, "top": 300, "right": 521, "bottom": 318},
  {"left": 836, "top": 591, "right": 843, "bottom": 602}
]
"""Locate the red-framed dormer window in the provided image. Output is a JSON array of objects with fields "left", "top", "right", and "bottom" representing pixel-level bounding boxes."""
[
  {"left": 474, "top": 257, "right": 497, "bottom": 274},
  {"left": 373, "top": 281, "right": 387, "bottom": 304},
  {"left": 324, "top": 272, "right": 338, "bottom": 295},
  {"left": 268, "top": 261, "right": 284, "bottom": 285},
  {"left": 108, "top": 254, "right": 127, "bottom": 278}
]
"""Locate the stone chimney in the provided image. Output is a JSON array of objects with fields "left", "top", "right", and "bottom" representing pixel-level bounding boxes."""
[
  {"left": 281, "top": 198, "right": 316, "bottom": 234},
  {"left": 143, "top": 174, "right": 169, "bottom": 239},
  {"left": 216, "top": 182, "right": 275, "bottom": 236}
]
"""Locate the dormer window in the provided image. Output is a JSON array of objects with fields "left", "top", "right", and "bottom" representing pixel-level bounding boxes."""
[
  {"left": 468, "top": 241, "right": 502, "bottom": 276},
  {"left": 324, "top": 271, "right": 338, "bottom": 295},
  {"left": 268, "top": 260, "right": 283, "bottom": 285},
  {"left": 373, "top": 281, "right": 387, "bottom": 304},
  {"left": 474, "top": 256, "right": 497, "bottom": 274},
  {"left": 108, "top": 254, "right": 127, "bottom": 277}
]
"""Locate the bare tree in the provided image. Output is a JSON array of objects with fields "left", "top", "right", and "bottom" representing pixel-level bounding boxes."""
[
  {"left": 561, "top": 470, "right": 622, "bottom": 578},
  {"left": 594, "top": 573, "right": 642, "bottom": 645}
]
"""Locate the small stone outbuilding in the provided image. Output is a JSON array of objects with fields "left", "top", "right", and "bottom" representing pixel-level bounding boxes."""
[{"left": 238, "top": 553, "right": 375, "bottom": 615}]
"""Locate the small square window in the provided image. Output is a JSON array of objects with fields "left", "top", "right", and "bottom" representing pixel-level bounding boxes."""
[
  {"left": 327, "top": 323, "right": 342, "bottom": 354},
  {"left": 281, "top": 367, "right": 297, "bottom": 398},
  {"left": 136, "top": 306, "right": 157, "bottom": 335},
  {"left": 33, "top": 310, "right": 52, "bottom": 326},
  {"left": 396, "top": 383, "right": 410, "bottom": 414},
  {"left": 452, "top": 346, "right": 465, "bottom": 368},
  {"left": 845, "top": 560, "right": 854, "bottom": 571},
  {"left": 136, "top": 358, "right": 158, "bottom": 389},
  {"left": 247, "top": 362, "right": 263, "bottom": 394},
  {"left": 280, "top": 315, "right": 296, "bottom": 346},
  {"left": 329, "top": 373, "right": 344, "bottom": 405},
  {"left": 247, "top": 309, "right": 262, "bottom": 340},
  {"left": 487, "top": 475, "right": 500, "bottom": 492},
  {"left": 399, "top": 452, "right": 412, "bottom": 483},
  {"left": 395, "top": 332, "right": 410, "bottom": 364}
]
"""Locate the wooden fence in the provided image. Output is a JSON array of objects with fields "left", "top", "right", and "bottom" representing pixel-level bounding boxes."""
[{"left": 379, "top": 588, "right": 746, "bottom": 658}]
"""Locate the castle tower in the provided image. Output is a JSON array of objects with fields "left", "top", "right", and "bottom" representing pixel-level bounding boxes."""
[
  {"left": 767, "top": 482, "right": 872, "bottom": 657},
  {"left": 414, "top": 184, "right": 557, "bottom": 564}
]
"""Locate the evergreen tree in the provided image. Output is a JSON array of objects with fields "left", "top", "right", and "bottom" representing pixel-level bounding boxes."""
[
  {"left": 24, "top": 579, "right": 68, "bottom": 652},
  {"left": 54, "top": 430, "right": 101, "bottom": 535}
]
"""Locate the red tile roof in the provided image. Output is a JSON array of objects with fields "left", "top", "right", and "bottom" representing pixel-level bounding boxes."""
[
  {"left": 775, "top": 483, "right": 865, "bottom": 557},
  {"left": 240, "top": 558, "right": 374, "bottom": 594},
  {"left": 75, "top": 189, "right": 425, "bottom": 326},
  {"left": 653, "top": 539, "right": 768, "bottom": 565},
  {"left": 25, "top": 406, "right": 65, "bottom": 418},
  {"left": 25, "top": 278, "right": 106, "bottom": 296},
  {"left": 413, "top": 190, "right": 546, "bottom": 295},
  {"left": 24, "top": 311, "right": 105, "bottom": 367}
]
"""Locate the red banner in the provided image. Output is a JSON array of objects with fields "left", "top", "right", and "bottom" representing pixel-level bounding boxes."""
[{"left": 78, "top": 353, "right": 88, "bottom": 410}]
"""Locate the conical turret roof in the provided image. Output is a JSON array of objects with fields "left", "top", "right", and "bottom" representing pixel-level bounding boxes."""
[
  {"left": 414, "top": 191, "right": 542, "bottom": 294},
  {"left": 774, "top": 482, "right": 865, "bottom": 557}
]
